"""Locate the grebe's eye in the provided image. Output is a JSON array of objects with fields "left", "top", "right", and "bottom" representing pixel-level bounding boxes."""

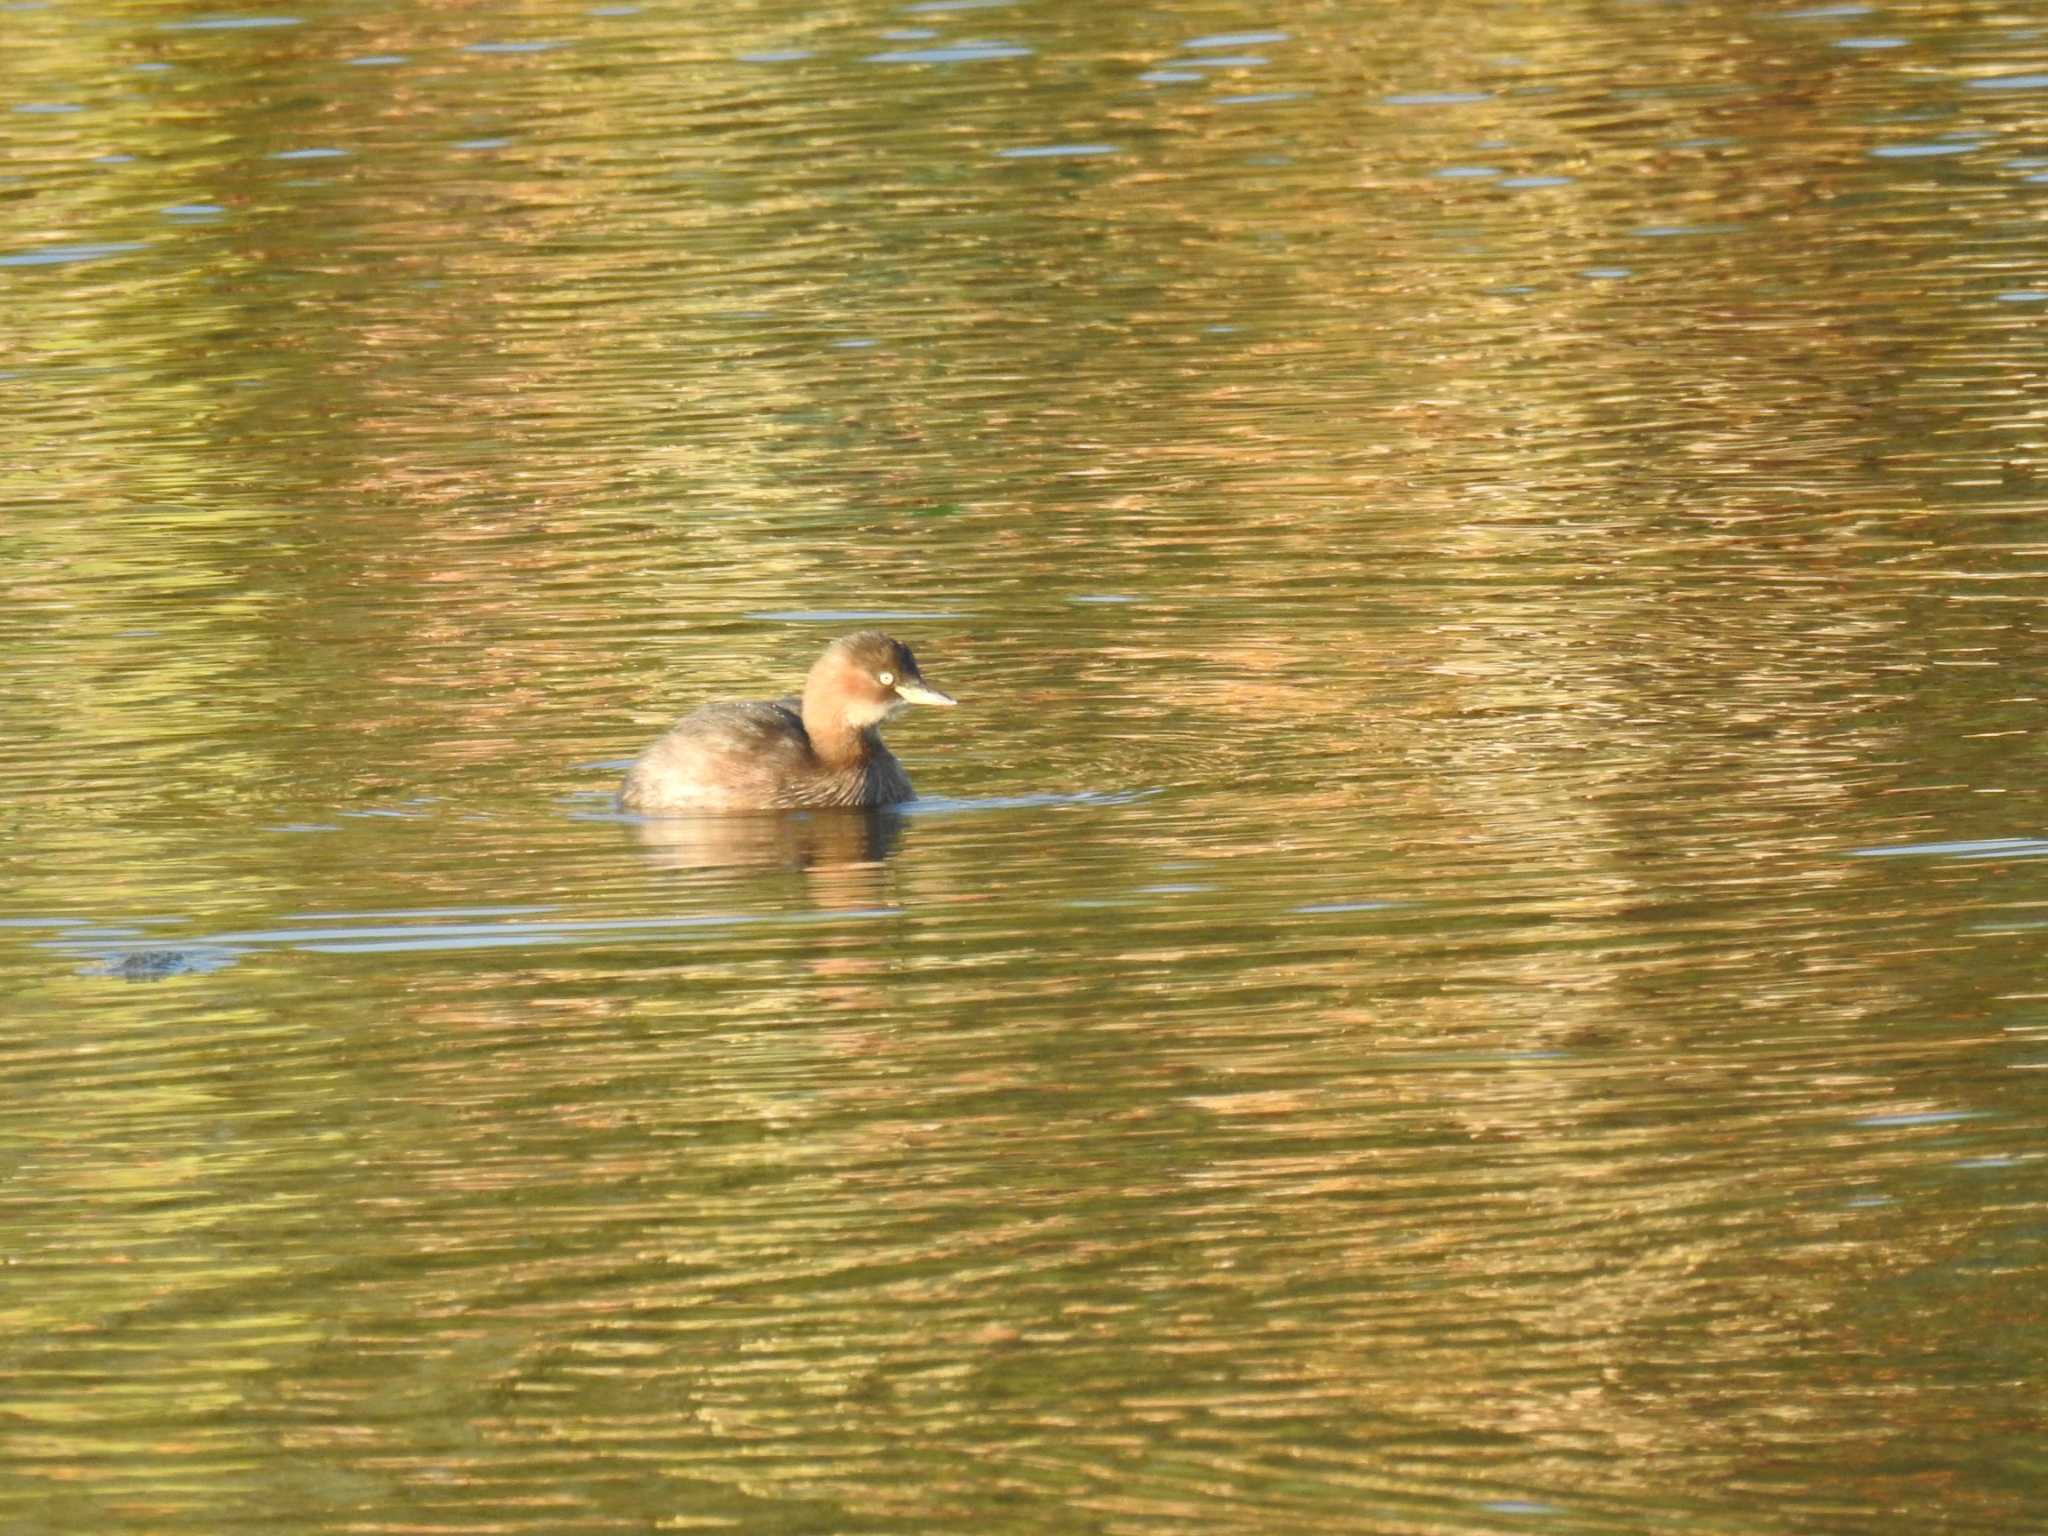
[{"left": 877, "top": 670, "right": 895, "bottom": 686}]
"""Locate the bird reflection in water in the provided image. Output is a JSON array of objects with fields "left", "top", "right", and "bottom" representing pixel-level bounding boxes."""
[
  {"left": 626, "top": 808, "right": 907, "bottom": 989},
  {"left": 626, "top": 806, "right": 906, "bottom": 911}
]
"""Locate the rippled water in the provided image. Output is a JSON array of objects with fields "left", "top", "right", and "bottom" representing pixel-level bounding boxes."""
[{"left": 5, "top": 1, "right": 2048, "bottom": 1531}]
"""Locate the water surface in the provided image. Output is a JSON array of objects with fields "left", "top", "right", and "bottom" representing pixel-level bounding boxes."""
[{"left": 4, "top": 1, "right": 2047, "bottom": 1531}]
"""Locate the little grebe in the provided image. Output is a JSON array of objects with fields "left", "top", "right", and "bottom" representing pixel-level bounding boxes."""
[{"left": 619, "top": 631, "right": 956, "bottom": 812}]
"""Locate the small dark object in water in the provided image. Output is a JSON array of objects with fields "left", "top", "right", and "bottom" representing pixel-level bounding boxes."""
[{"left": 91, "top": 947, "right": 235, "bottom": 981}]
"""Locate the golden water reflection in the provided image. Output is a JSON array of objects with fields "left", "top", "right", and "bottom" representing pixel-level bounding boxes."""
[{"left": 3, "top": 0, "right": 2047, "bottom": 1532}]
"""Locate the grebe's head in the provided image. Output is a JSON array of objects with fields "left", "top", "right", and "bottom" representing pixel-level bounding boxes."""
[{"left": 804, "top": 631, "right": 957, "bottom": 730}]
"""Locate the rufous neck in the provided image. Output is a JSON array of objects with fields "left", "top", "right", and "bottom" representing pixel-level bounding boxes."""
[{"left": 802, "top": 694, "right": 873, "bottom": 767}]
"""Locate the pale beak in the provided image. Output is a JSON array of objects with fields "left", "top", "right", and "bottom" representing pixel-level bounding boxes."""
[{"left": 894, "top": 679, "right": 957, "bottom": 707}]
